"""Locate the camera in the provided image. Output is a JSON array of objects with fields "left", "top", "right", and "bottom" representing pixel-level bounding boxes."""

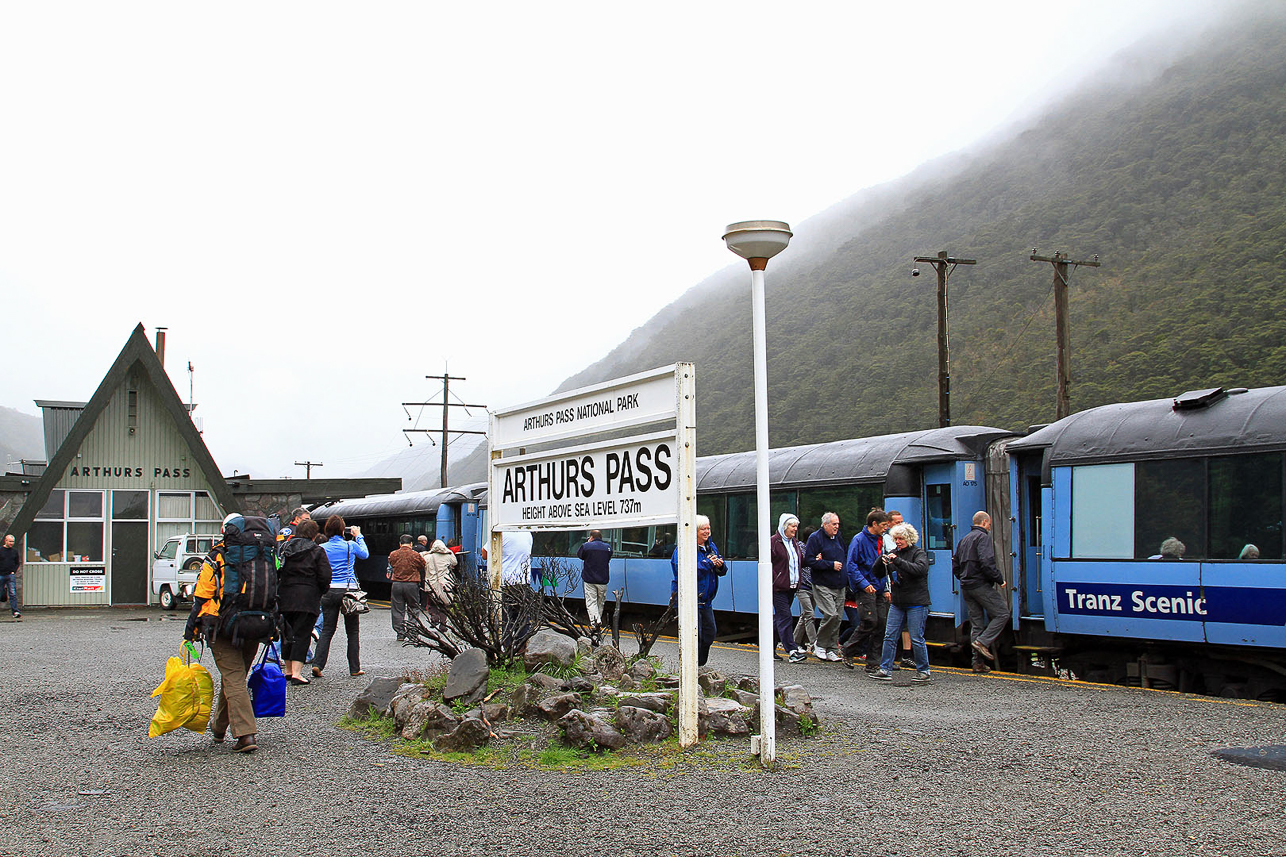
[{"left": 911, "top": 267, "right": 921, "bottom": 277}]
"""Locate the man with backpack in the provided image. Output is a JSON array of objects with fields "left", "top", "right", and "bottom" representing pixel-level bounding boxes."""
[{"left": 183, "top": 512, "right": 280, "bottom": 753}]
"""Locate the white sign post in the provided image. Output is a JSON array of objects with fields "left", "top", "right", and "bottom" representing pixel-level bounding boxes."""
[{"left": 488, "top": 364, "right": 700, "bottom": 747}]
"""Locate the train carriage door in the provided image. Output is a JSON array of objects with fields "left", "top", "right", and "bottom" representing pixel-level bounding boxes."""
[
  {"left": 922, "top": 468, "right": 958, "bottom": 620},
  {"left": 1016, "top": 455, "right": 1045, "bottom": 618}
]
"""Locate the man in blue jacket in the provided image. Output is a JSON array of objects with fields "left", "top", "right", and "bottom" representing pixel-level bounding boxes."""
[
  {"left": 577, "top": 530, "right": 613, "bottom": 628},
  {"left": 841, "top": 509, "right": 891, "bottom": 671},
  {"left": 803, "top": 512, "right": 847, "bottom": 661}
]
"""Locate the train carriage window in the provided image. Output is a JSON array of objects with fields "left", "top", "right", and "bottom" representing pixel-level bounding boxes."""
[
  {"left": 533, "top": 530, "right": 583, "bottom": 558},
  {"left": 797, "top": 485, "right": 882, "bottom": 544},
  {"left": 1209, "top": 453, "right": 1282, "bottom": 560},
  {"left": 721, "top": 491, "right": 799, "bottom": 559},
  {"left": 618, "top": 527, "right": 651, "bottom": 558},
  {"left": 924, "top": 484, "right": 954, "bottom": 551},
  {"left": 1071, "top": 464, "right": 1134, "bottom": 558},
  {"left": 697, "top": 495, "right": 727, "bottom": 554},
  {"left": 647, "top": 525, "right": 676, "bottom": 558},
  {"left": 1135, "top": 458, "right": 1205, "bottom": 559}
]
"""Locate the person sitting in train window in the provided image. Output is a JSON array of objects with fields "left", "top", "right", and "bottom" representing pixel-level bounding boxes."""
[
  {"left": 1239, "top": 544, "right": 1260, "bottom": 560},
  {"left": 1149, "top": 537, "right": 1186, "bottom": 560}
]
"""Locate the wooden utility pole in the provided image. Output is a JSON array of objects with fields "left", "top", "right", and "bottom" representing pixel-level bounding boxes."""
[
  {"left": 402, "top": 374, "right": 487, "bottom": 488},
  {"left": 294, "top": 460, "right": 323, "bottom": 479},
  {"left": 913, "top": 251, "right": 976, "bottom": 427},
  {"left": 1029, "top": 250, "right": 1101, "bottom": 420}
]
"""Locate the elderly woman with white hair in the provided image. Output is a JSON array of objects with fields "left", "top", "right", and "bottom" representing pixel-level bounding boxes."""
[
  {"left": 771, "top": 513, "right": 809, "bottom": 664},
  {"left": 670, "top": 513, "right": 726, "bottom": 666},
  {"left": 869, "top": 522, "right": 932, "bottom": 683}
]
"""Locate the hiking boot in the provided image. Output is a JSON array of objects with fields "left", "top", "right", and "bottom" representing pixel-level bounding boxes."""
[
  {"left": 911, "top": 671, "right": 932, "bottom": 684},
  {"left": 972, "top": 662, "right": 992, "bottom": 674},
  {"left": 789, "top": 649, "right": 809, "bottom": 664},
  {"left": 840, "top": 655, "right": 856, "bottom": 669},
  {"left": 869, "top": 670, "right": 893, "bottom": 681},
  {"left": 233, "top": 735, "right": 257, "bottom": 753},
  {"left": 971, "top": 640, "right": 995, "bottom": 661}
]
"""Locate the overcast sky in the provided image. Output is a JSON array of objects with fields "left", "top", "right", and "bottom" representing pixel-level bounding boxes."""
[{"left": 0, "top": 2, "right": 1225, "bottom": 479}]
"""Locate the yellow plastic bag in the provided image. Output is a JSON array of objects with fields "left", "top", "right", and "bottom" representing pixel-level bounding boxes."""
[{"left": 149, "top": 642, "right": 214, "bottom": 738}]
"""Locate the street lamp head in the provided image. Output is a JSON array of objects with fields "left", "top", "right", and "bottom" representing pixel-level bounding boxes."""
[
  {"left": 723, "top": 220, "right": 792, "bottom": 269},
  {"left": 911, "top": 266, "right": 921, "bottom": 277}
]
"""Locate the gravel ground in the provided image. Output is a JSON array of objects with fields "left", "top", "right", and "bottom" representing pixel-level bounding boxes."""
[{"left": 2, "top": 607, "right": 1285, "bottom": 857}]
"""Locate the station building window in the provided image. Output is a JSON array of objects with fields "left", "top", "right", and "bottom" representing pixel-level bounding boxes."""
[
  {"left": 25, "top": 489, "right": 105, "bottom": 562},
  {"left": 156, "top": 491, "right": 221, "bottom": 544}
]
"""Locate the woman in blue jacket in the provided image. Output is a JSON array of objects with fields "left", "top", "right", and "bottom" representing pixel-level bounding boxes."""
[
  {"left": 670, "top": 514, "right": 726, "bottom": 666},
  {"left": 313, "top": 515, "right": 370, "bottom": 678}
]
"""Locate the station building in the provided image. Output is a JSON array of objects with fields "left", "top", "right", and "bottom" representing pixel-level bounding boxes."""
[{"left": 0, "top": 324, "right": 398, "bottom": 608}]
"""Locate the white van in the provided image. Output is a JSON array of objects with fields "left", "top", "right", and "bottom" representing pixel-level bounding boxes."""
[{"left": 152, "top": 534, "right": 219, "bottom": 610}]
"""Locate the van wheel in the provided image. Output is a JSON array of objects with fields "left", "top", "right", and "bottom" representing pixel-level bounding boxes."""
[
  {"left": 159, "top": 586, "right": 177, "bottom": 611},
  {"left": 183, "top": 558, "right": 203, "bottom": 571}
]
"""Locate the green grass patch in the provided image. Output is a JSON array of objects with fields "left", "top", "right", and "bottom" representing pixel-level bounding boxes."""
[{"left": 338, "top": 711, "right": 399, "bottom": 740}]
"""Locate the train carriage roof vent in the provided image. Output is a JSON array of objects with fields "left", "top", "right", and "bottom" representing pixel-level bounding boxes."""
[{"left": 1172, "top": 387, "right": 1227, "bottom": 411}]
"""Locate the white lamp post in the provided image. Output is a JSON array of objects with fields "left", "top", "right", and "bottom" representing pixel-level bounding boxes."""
[{"left": 722, "top": 219, "right": 792, "bottom": 768}]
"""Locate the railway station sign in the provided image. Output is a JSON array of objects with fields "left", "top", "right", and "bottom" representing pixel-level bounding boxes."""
[
  {"left": 491, "top": 365, "right": 682, "bottom": 451},
  {"left": 491, "top": 430, "right": 678, "bottom": 530},
  {"left": 489, "top": 362, "right": 701, "bottom": 747}
]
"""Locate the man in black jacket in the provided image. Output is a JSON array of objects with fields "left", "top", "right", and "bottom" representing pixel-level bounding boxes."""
[
  {"left": 953, "top": 511, "right": 1011, "bottom": 672},
  {"left": 0, "top": 534, "right": 21, "bottom": 619}
]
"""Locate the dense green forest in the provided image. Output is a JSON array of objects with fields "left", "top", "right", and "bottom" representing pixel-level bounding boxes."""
[{"left": 558, "top": 5, "right": 1286, "bottom": 455}]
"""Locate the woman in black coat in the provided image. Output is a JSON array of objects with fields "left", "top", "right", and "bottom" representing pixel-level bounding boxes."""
[
  {"left": 870, "top": 523, "right": 932, "bottom": 682},
  {"left": 277, "top": 519, "right": 331, "bottom": 685}
]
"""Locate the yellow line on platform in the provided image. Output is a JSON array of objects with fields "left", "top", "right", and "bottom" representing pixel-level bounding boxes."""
[{"left": 643, "top": 634, "right": 1275, "bottom": 709}]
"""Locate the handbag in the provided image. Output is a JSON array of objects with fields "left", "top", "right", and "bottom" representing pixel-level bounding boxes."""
[
  {"left": 341, "top": 589, "right": 370, "bottom": 615},
  {"left": 247, "top": 644, "right": 287, "bottom": 718}
]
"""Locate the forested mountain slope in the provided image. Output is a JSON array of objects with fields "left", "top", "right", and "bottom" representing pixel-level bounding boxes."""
[{"left": 558, "top": 5, "right": 1286, "bottom": 455}]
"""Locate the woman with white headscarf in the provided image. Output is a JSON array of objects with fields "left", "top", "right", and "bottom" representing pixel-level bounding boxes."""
[{"left": 771, "top": 513, "right": 809, "bottom": 664}]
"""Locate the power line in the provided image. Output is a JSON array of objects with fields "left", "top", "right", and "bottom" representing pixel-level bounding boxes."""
[{"left": 401, "top": 373, "right": 487, "bottom": 489}]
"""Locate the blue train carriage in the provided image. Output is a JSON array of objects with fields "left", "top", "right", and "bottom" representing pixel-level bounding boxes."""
[
  {"left": 308, "top": 482, "right": 487, "bottom": 599},
  {"left": 687, "top": 425, "right": 1012, "bottom": 639},
  {"left": 524, "top": 426, "right": 1013, "bottom": 634},
  {"left": 1006, "top": 386, "right": 1286, "bottom": 698}
]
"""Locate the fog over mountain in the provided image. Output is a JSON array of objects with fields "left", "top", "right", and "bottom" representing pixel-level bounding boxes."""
[{"left": 555, "top": 2, "right": 1286, "bottom": 456}]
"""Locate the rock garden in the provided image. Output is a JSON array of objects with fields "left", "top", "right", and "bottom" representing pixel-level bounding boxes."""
[{"left": 343, "top": 629, "right": 819, "bottom": 769}]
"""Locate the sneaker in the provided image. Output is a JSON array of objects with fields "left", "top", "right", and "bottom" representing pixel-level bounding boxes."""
[
  {"left": 864, "top": 664, "right": 880, "bottom": 675},
  {"left": 869, "top": 670, "right": 893, "bottom": 681},
  {"left": 813, "top": 645, "right": 828, "bottom": 660},
  {"left": 789, "top": 650, "right": 808, "bottom": 664},
  {"left": 899, "top": 657, "right": 916, "bottom": 668},
  {"left": 971, "top": 640, "right": 995, "bottom": 661},
  {"left": 12, "top": 612, "right": 20, "bottom": 620},
  {"left": 911, "top": 671, "right": 932, "bottom": 684},
  {"left": 825, "top": 650, "right": 842, "bottom": 662},
  {"left": 840, "top": 655, "right": 856, "bottom": 669},
  {"left": 310, "top": 628, "right": 320, "bottom": 642}
]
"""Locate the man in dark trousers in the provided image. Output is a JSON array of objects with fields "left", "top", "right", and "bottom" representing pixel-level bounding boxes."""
[
  {"left": 841, "top": 509, "right": 891, "bottom": 671},
  {"left": 0, "top": 533, "right": 21, "bottom": 619},
  {"left": 577, "top": 530, "right": 613, "bottom": 628},
  {"left": 953, "top": 511, "right": 1011, "bottom": 672},
  {"left": 387, "top": 535, "right": 427, "bottom": 642},
  {"left": 803, "top": 512, "right": 847, "bottom": 661}
]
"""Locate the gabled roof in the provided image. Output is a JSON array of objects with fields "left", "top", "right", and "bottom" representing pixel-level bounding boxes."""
[{"left": 8, "top": 324, "right": 236, "bottom": 537}]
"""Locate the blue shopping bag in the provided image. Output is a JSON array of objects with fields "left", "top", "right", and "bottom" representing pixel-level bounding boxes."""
[{"left": 247, "top": 644, "right": 287, "bottom": 718}]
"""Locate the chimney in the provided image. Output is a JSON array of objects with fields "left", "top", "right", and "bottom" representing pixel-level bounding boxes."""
[{"left": 155, "top": 327, "right": 167, "bottom": 367}]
